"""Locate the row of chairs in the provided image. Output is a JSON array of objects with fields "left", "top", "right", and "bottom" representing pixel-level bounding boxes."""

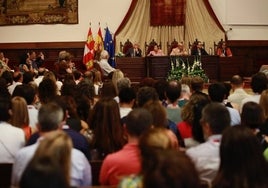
[{"left": 120, "top": 38, "right": 224, "bottom": 55}]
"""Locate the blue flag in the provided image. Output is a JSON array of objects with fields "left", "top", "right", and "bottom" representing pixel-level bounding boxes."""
[{"left": 104, "top": 27, "right": 115, "bottom": 67}]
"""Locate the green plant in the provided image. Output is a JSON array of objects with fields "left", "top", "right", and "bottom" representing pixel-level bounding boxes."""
[{"left": 167, "top": 56, "right": 208, "bottom": 82}]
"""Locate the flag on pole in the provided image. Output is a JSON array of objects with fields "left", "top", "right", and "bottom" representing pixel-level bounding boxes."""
[
  {"left": 83, "top": 27, "right": 95, "bottom": 70},
  {"left": 104, "top": 27, "right": 115, "bottom": 67},
  {"left": 94, "top": 27, "right": 104, "bottom": 52}
]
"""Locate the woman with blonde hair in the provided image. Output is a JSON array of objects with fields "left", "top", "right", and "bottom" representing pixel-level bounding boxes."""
[
  {"left": 112, "top": 69, "right": 124, "bottom": 95},
  {"left": 10, "top": 96, "right": 32, "bottom": 140},
  {"left": 20, "top": 130, "right": 72, "bottom": 188},
  {"left": 119, "top": 128, "right": 200, "bottom": 188}
]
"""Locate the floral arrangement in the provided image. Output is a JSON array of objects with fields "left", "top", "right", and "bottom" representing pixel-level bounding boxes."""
[
  {"left": 115, "top": 51, "right": 125, "bottom": 57},
  {"left": 167, "top": 56, "right": 208, "bottom": 82}
]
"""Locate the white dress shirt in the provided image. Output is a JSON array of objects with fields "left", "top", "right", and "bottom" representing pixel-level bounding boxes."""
[
  {"left": 12, "top": 138, "right": 92, "bottom": 187},
  {"left": 0, "top": 122, "right": 25, "bottom": 163},
  {"left": 98, "top": 59, "right": 115, "bottom": 76},
  {"left": 186, "top": 134, "right": 221, "bottom": 183}
]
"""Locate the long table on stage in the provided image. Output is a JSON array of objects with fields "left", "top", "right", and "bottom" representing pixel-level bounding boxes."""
[{"left": 115, "top": 56, "right": 248, "bottom": 82}]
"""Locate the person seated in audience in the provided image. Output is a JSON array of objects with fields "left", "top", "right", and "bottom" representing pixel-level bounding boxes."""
[
  {"left": 241, "top": 101, "right": 268, "bottom": 151},
  {"left": 178, "top": 83, "right": 191, "bottom": 107},
  {"left": 98, "top": 50, "right": 115, "bottom": 77},
  {"left": 208, "top": 82, "right": 241, "bottom": 126},
  {"left": 165, "top": 80, "right": 182, "bottom": 124},
  {"left": 190, "top": 76, "right": 205, "bottom": 94},
  {"left": 125, "top": 43, "right": 142, "bottom": 57},
  {"left": 212, "top": 126, "right": 268, "bottom": 188},
  {"left": 143, "top": 100, "right": 180, "bottom": 149},
  {"left": 170, "top": 42, "right": 188, "bottom": 56},
  {"left": 0, "top": 51, "right": 11, "bottom": 74},
  {"left": 177, "top": 92, "right": 211, "bottom": 148},
  {"left": 10, "top": 96, "right": 32, "bottom": 141},
  {"left": 12, "top": 84, "right": 39, "bottom": 130},
  {"left": 0, "top": 97, "right": 25, "bottom": 163},
  {"left": 28, "top": 51, "right": 45, "bottom": 69},
  {"left": 88, "top": 97, "right": 126, "bottom": 159},
  {"left": 99, "top": 108, "right": 153, "bottom": 186},
  {"left": 12, "top": 102, "right": 92, "bottom": 187},
  {"left": 191, "top": 41, "right": 208, "bottom": 56},
  {"left": 186, "top": 102, "right": 230, "bottom": 184},
  {"left": 7, "top": 71, "right": 23, "bottom": 96},
  {"left": 216, "top": 41, "right": 232, "bottom": 57},
  {"left": 227, "top": 75, "right": 250, "bottom": 111},
  {"left": 241, "top": 72, "right": 268, "bottom": 111},
  {"left": 20, "top": 131, "right": 72, "bottom": 188},
  {"left": 147, "top": 44, "right": 165, "bottom": 56},
  {"left": 119, "top": 128, "right": 200, "bottom": 188},
  {"left": 119, "top": 87, "right": 136, "bottom": 119}
]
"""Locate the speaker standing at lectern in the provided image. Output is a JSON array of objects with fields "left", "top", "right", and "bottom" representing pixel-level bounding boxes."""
[{"left": 125, "top": 43, "right": 142, "bottom": 57}]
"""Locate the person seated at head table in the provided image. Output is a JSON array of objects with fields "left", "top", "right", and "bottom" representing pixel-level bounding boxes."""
[
  {"left": 170, "top": 42, "right": 188, "bottom": 56},
  {"left": 147, "top": 45, "right": 165, "bottom": 56},
  {"left": 191, "top": 41, "right": 208, "bottom": 56},
  {"left": 216, "top": 41, "right": 233, "bottom": 57},
  {"left": 125, "top": 43, "right": 142, "bottom": 57}
]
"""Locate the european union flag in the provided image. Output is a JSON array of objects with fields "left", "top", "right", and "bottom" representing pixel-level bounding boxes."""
[{"left": 104, "top": 27, "right": 115, "bottom": 67}]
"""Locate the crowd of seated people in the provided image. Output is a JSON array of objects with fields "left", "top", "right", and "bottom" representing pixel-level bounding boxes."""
[{"left": 1, "top": 46, "right": 268, "bottom": 188}]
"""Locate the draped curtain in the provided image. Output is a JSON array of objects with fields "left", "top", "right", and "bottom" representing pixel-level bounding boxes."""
[{"left": 115, "top": 0, "right": 225, "bottom": 56}]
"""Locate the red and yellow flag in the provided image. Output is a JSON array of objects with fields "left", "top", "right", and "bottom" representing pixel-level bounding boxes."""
[
  {"left": 83, "top": 27, "right": 95, "bottom": 70},
  {"left": 94, "top": 27, "right": 104, "bottom": 52}
]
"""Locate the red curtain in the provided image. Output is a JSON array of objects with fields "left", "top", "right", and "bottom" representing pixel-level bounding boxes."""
[{"left": 150, "top": 0, "right": 186, "bottom": 26}]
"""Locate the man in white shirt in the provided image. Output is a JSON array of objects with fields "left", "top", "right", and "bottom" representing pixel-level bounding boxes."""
[
  {"left": 240, "top": 72, "right": 267, "bottom": 111},
  {"left": 98, "top": 50, "right": 115, "bottom": 77},
  {"left": 0, "top": 97, "right": 25, "bottom": 163},
  {"left": 12, "top": 102, "right": 92, "bottom": 187},
  {"left": 228, "top": 75, "right": 250, "bottom": 111},
  {"left": 208, "top": 82, "right": 240, "bottom": 126},
  {"left": 186, "top": 102, "right": 230, "bottom": 183}
]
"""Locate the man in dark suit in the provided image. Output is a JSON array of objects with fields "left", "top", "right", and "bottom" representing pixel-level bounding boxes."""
[
  {"left": 191, "top": 41, "right": 208, "bottom": 56},
  {"left": 125, "top": 43, "right": 142, "bottom": 57}
]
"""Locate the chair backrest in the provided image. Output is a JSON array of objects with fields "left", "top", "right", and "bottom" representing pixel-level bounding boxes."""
[
  {"left": 189, "top": 39, "right": 205, "bottom": 50},
  {"left": 145, "top": 39, "right": 161, "bottom": 55},
  {"left": 167, "top": 39, "right": 179, "bottom": 55},
  {"left": 90, "top": 160, "right": 103, "bottom": 186},
  {"left": 120, "top": 39, "right": 133, "bottom": 54},
  {"left": 0, "top": 163, "right": 13, "bottom": 188}
]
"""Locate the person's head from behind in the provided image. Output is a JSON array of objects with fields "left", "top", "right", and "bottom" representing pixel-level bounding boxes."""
[
  {"left": 37, "top": 102, "right": 64, "bottom": 133},
  {"left": 0, "top": 97, "right": 11, "bottom": 122},
  {"left": 12, "top": 84, "right": 36, "bottom": 105},
  {"left": 191, "top": 76, "right": 204, "bottom": 93},
  {"left": 208, "top": 82, "right": 226, "bottom": 102},
  {"left": 20, "top": 131, "right": 72, "bottom": 188},
  {"left": 10, "top": 96, "right": 29, "bottom": 128},
  {"left": 143, "top": 149, "right": 200, "bottom": 188},
  {"left": 251, "top": 72, "right": 267, "bottom": 94},
  {"left": 165, "top": 80, "right": 181, "bottom": 104},
  {"left": 136, "top": 86, "right": 159, "bottom": 107},
  {"left": 125, "top": 108, "right": 153, "bottom": 138},
  {"left": 200, "top": 102, "right": 230, "bottom": 139},
  {"left": 119, "top": 87, "right": 136, "bottom": 105},
  {"left": 117, "top": 77, "right": 131, "bottom": 93},
  {"left": 213, "top": 126, "right": 268, "bottom": 187},
  {"left": 143, "top": 100, "right": 168, "bottom": 128},
  {"left": 241, "top": 101, "right": 264, "bottom": 130},
  {"left": 230, "top": 75, "right": 243, "bottom": 89},
  {"left": 139, "top": 128, "right": 174, "bottom": 178}
]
